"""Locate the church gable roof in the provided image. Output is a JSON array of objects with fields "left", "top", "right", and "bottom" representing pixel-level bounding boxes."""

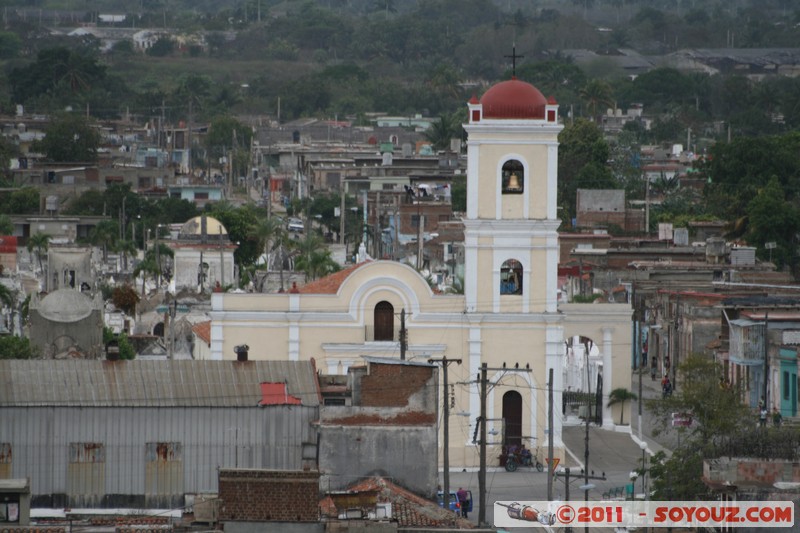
[{"left": 298, "top": 261, "right": 371, "bottom": 294}]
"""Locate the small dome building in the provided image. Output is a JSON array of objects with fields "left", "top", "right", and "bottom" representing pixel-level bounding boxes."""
[
  {"left": 169, "top": 215, "right": 237, "bottom": 292},
  {"left": 29, "top": 289, "right": 104, "bottom": 358}
]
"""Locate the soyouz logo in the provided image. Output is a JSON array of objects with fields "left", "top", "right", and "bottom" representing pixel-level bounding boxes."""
[{"left": 493, "top": 501, "right": 795, "bottom": 528}]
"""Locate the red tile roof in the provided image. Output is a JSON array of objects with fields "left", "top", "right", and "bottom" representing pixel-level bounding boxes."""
[
  {"left": 191, "top": 321, "right": 211, "bottom": 345},
  {"left": 321, "top": 477, "right": 475, "bottom": 529},
  {"left": 298, "top": 261, "right": 371, "bottom": 294}
]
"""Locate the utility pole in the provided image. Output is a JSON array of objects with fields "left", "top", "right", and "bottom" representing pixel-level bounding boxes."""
[
  {"left": 635, "top": 282, "right": 644, "bottom": 443},
  {"left": 339, "top": 182, "right": 345, "bottom": 245},
  {"left": 547, "top": 367, "right": 554, "bottom": 501},
  {"left": 399, "top": 309, "right": 407, "bottom": 360},
  {"left": 429, "top": 356, "right": 461, "bottom": 513},
  {"left": 219, "top": 225, "right": 225, "bottom": 288},
  {"left": 584, "top": 352, "right": 591, "bottom": 533},
  {"left": 477, "top": 362, "right": 532, "bottom": 526},
  {"left": 374, "top": 192, "right": 381, "bottom": 258},
  {"left": 764, "top": 311, "right": 769, "bottom": 407},
  {"left": 479, "top": 363, "right": 487, "bottom": 526}
]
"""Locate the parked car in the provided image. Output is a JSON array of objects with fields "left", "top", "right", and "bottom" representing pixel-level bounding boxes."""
[
  {"left": 436, "top": 491, "right": 461, "bottom": 514},
  {"left": 437, "top": 489, "right": 472, "bottom": 515},
  {"left": 287, "top": 217, "right": 304, "bottom": 233}
]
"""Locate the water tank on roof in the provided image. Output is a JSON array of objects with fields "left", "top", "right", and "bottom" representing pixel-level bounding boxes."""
[
  {"left": 706, "top": 237, "right": 726, "bottom": 264},
  {"left": 730, "top": 247, "right": 756, "bottom": 266},
  {"left": 45, "top": 195, "right": 59, "bottom": 212},
  {"left": 673, "top": 228, "right": 689, "bottom": 246}
]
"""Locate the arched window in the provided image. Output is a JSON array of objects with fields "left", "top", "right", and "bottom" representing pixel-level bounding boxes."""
[
  {"left": 501, "top": 159, "right": 524, "bottom": 194},
  {"left": 373, "top": 301, "right": 394, "bottom": 341},
  {"left": 500, "top": 259, "right": 523, "bottom": 295},
  {"left": 502, "top": 390, "right": 523, "bottom": 447}
]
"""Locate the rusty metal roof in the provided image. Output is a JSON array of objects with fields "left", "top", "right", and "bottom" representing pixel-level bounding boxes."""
[{"left": 0, "top": 360, "right": 320, "bottom": 407}]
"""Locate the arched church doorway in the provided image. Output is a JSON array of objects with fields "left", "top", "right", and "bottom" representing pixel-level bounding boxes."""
[
  {"left": 502, "top": 390, "right": 523, "bottom": 447},
  {"left": 373, "top": 301, "right": 394, "bottom": 341}
]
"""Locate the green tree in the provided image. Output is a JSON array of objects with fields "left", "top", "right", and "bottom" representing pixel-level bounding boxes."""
[
  {"left": 645, "top": 355, "right": 751, "bottom": 499},
  {"left": 0, "top": 31, "right": 21, "bottom": 59},
  {"left": 103, "top": 327, "right": 135, "bottom": 360},
  {"left": 248, "top": 215, "right": 283, "bottom": 263},
  {"left": 0, "top": 215, "right": 12, "bottom": 235},
  {"left": 423, "top": 113, "right": 462, "bottom": 151},
  {"left": 702, "top": 132, "right": 800, "bottom": 220},
  {"left": 115, "top": 238, "right": 137, "bottom": 272},
  {"left": 133, "top": 257, "right": 159, "bottom": 296},
  {"left": 89, "top": 220, "right": 118, "bottom": 262},
  {"left": 579, "top": 79, "right": 614, "bottom": 122},
  {"left": 33, "top": 113, "right": 101, "bottom": 163},
  {"left": 293, "top": 233, "right": 340, "bottom": 281},
  {"left": 0, "top": 336, "right": 39, "bottom": 359},
  {"left": 745, "top": 177, "right": 800, "bottom": 269},
  {"left": 607, "top": 388, "right": 637, "bottom": 425},
  {"left": 26, "top": 233, "right": 50, "bottom": 275},
  {"left": 451, "top": 175, "right": 466, "bottom": 213},
  {"left": 205, "top": 116, "right": 253, "bottom": 178},
  {"left": 207, "top": 203, "right": 259, "bottom": 266},
  {"left": 0, "top": 187, "right": 40, "bottom": 215},
  {"left": 558, "top": 119, "right": 612, "bottom": 223},
  {"left": 0, "top": 283, "right": 14, "bottom": 308},
  {"left": 10, "top": 47, "right": 106, "bottom": 105},
  {"left": 147, "top": 37, "right": 175, "bottom": 57}
]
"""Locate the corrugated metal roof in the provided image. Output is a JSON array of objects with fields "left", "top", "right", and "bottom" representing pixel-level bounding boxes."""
[{"left": 0, "top": 360, "right": 320, "bottom": 407}]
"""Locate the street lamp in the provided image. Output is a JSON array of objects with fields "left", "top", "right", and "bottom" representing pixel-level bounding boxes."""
[
  {"left": 639, "top": 440, "right": 648, "bottom": 498},
  {"left": 348, "top": 206, "right": 359, "bottom": 259}
]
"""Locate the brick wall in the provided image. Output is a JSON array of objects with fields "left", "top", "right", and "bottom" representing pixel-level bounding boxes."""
[
  {"left": 218, "top": 469, "right": 319, "bottom": 522},
  {"left": 360, "top": 364, "right": 433, "bottom": 408}
]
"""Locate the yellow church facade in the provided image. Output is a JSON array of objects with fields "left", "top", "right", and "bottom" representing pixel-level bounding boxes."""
[{"left": 210, "top": 78, "right": 632, "bottom": 469}]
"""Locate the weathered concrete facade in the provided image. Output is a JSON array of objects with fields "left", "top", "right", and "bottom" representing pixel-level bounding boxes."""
[
  {"left": 29, "top": 289, "right": 104, "bottom": 358},
  {"left": 318, "top": 359, "right": 438, "bottom": 495}
]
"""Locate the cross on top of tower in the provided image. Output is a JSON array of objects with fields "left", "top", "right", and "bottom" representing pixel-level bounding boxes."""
[{"left": 504, "top": 46, "right": 524, "bottom": 78}]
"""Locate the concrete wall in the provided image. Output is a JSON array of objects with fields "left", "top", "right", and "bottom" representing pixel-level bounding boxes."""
[{"left": 319, "top": 425, "right": 437, "bottom": 495}]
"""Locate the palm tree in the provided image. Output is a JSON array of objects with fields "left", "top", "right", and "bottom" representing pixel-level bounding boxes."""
[
  {"left": 248, "top": 215, "right": 283, "bottom": 264},
  {"left": 0, "top": 284, "right": 14, "bottom": 309},
  {"left": 293, "top": 233, "right": 340, "bottom": 281},
  {"left": 89, "top": 220, "right": 118, "bottom": 263},
  {"left": 26, "top": 233, "right": 50, "bottom": 275},
  {"left": 133, "top": 257, "right": 159, "bottom": 296},
  {"left": 607, "top": 387, "right": 638, "bottom": 425},
  {"left": 423, "top": 114, "right": 460, "bottom": 151},
  {"left": 579, "top": 79, "right": 614, "bottom": 123},
  {"left": 115, "top": 239, "right": 137, "bottom": 272}
]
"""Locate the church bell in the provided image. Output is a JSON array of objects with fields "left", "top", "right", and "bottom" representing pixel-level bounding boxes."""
[{"left": 507, "top": 172, "right": 522, "bottom": 191}]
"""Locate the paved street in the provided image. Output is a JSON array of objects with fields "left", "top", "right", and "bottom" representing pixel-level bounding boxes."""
[{"left": 440, "top": 369, "right": 680, "bottom": 532}]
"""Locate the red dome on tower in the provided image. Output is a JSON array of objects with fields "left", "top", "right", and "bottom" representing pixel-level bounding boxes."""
[{"left": 480, "top": 78, "right": 548, "bottom": 119}]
